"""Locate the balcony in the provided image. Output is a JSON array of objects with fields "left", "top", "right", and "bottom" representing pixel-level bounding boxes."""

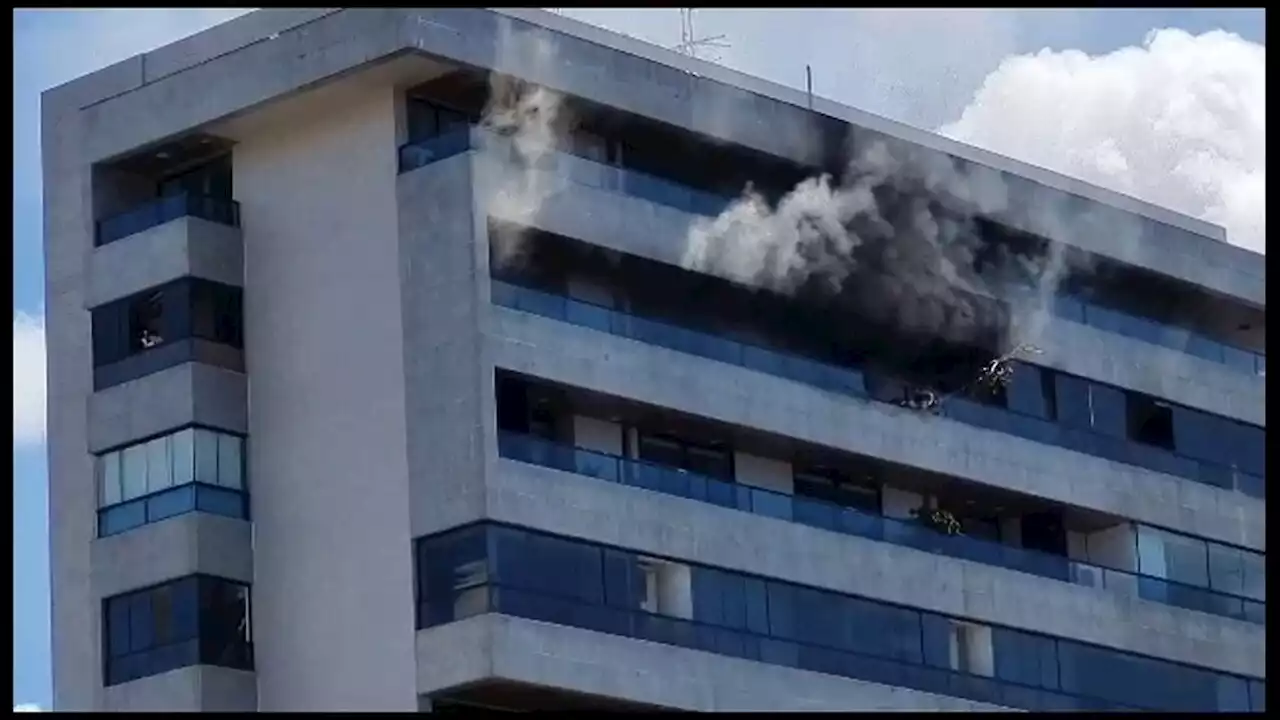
[
  {"left": 95, "top": 192, "right": 241, "bottom": 248},
  {"left": 498, "top": 432, "right": 1264, "bottom": 626},
  {"left": 491, "top": 281, "right": 1264, "bottom": 501},
  {"left": 399, "top": 127, "right": 1265, "bottom": 378}
]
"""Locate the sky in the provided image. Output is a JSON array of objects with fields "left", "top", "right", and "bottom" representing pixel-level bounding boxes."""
[{"left": 10, "top": 7, "right": 1265, "bottom": 711}]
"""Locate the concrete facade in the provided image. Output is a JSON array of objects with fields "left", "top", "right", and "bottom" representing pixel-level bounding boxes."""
[{"left": 44, "top": 7, "right": 1264, "bottom": 712}]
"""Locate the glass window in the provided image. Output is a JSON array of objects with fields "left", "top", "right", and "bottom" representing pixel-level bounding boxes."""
[
  {"left": 171, "top": 429, "right": 195, "bottom": 487},
  {"left": 1088, "top": 383, "right": 1127, "bottom": 439},
  {"left": 146, "top": 436, "right": 173, "bottom": 494},
  {"left": 1139, "top": 525, "right": 1209, "bottom": 587},
  {"left": 1054, "top": 375, "right": 1092, "bottom": 430},
  {"left": 217, "top": 434, "right": 244, "bottom": 490},
  {"left": 194, "top": 429, "right": 220, "bottom": 486},
  {"left": 100, "top": 452, "right": 123, "bottom": 507},
  {"left": 121, "top": 445, "right": 149, "bottom": 501}
]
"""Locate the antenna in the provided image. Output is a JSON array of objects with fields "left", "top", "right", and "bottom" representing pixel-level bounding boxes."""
[{"left": 671, "top": 9, "right": 730, "bottom": 62}]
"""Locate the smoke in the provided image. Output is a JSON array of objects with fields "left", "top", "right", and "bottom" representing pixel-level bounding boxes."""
[
  {"left": 684, "top": 130, "right": 1091, "bottom": 353},
  {"left": 481, "top": 21, "right": 569, "bottom": 269}
]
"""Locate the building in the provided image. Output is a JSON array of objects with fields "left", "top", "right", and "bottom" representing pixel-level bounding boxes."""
[{"left": 42, "top": 8, "right": 1265, "bottom": 713}]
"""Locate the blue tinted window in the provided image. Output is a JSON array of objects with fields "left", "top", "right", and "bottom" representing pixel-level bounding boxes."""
[
  {"left": 1007, "top": 363, "right": 1055, "bottom": 419},
  {"left": 602, "top": 549, "right": 643, "bottom": 609},
  {"left": 1054, "top": 375, "right": 1092, "bottom": 430},
  {"left": 103, "top": 575, "right": 250, "bottom": 686},
  {"left": 1088, "top": 384, "right": 1127, "bottom": 439}
]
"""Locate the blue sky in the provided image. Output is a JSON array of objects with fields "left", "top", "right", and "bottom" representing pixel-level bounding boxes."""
[{"left": 11, "top": 8, "right": 1265, "bottom": 710}]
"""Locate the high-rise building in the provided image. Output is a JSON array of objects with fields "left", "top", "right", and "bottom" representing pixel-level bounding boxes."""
[{"left": 42, "top": 8, "right": 1265, "bottom": 712}]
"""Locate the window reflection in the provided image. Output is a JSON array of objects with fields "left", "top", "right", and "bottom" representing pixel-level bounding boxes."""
[
  {"left": 416, "top": 524, "right": 1263, "bottom": 712},
  {"left": 95, "top": 427, "right": 250, "bottom": 537}
]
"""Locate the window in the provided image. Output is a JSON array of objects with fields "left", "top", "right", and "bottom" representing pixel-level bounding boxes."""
[
  {"left": 103, "top": 576, "right": 252, "bottom": 686},
  {"left": 96, "top": 427, "right": 249, "bottom": 537},
  {"left": 128, "top": 291, "right": 166, "bottom": 352},
  {"left": 1006, "top": 363, "right": 1057, "bottom": 420},
  {"left": 1126, "top": 394, "right": 1175, "bottom": 449},
  {"left": 637, "top": 431, "right": 733, "bottom": 481},
  {"left": 793, "top": 465, "right": 880, "bottom": 514},
  {"left": 157, "top": 156, "right": 232, "bottom": 200},
  {"left": 1137, "top": 526, "right": 1209, "bottom": 588},
  {"left": 416, "top": 524, "right": 1260, "bottom": 712},
  {"left": 90, "top": 279, "right": 245, "bottom": 389}
]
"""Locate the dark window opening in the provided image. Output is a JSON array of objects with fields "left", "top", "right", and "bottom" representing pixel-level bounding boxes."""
[
  {"left": 793, "top": 465, "right": 881, "bottom": 515},
  {"left": 406, "top": 98, "right": 476, "bottom": 143},
  {"left": 494, "top": 373, "right": 566, "bottom": 443},
  {"left": 636, "top": 431, "right": 734, "bottom": 481},
  {"left": 103, "top": 575, "right": 252, "bottom": 686},
  {"left": 157, "top": 155, "right": 233, "bottom": 200},
  {"left": 1020, "top": 511, "right": 1068, "bottom": 558},
  {"left": 1127, "top": 394, "right": 1175, "bottom": 450},
  {"left": 128, "top": 291, "right": 166, "bottom": 352},
  {"left": 92, "top": 279, "right": 244, "bottom": 369}
]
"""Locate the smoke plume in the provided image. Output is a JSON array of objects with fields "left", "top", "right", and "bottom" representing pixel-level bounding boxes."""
[
  {"left": 684, "top": 129, "right": 1100, "bottom": 353},
  {"left": 481, "top": 21, "right": 569, "bottom": 269}
]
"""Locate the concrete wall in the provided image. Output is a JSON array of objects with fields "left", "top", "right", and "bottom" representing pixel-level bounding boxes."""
[
  {"left": 397, "top": 154, "right": 493, "bottom": 541},
  {"left": 487, "top": 459, "right": 1264, "bottom": 677},
  {"left": 482, "top": 156, "right": 1265, "bottom": 428},
  {"left": 87, "top": 364, "right": 248, "bottom": 453},
  {"left": 86, "top": 217, "right": 244, "bottom": 308},
  {"left": 102, "top": 667, "right": 257, "bottom": 712},
  {"left": 415, "top": 615, "right": 1013, "bottom": 711},
  {"left": 235, "top": 77, "right": 416, "bottom": 710},
  {"left": 44, "top": 86, "right": 113, "bottom": 711},
  {"left": 488, "top": 307, "right": 1265, "bottom": 553},
  {"left": 90, "top": 514, "right": 253, "bottom": 599}
]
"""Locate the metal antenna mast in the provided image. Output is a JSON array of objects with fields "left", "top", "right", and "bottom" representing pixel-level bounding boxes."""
[{"left": 671, "top": 9, "right": 729, "bottom": 62}]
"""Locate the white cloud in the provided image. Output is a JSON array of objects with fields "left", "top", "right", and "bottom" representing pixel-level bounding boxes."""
[
  {"left": 13, "top": 704, "right": 43, "bottom": 712},
  {"left": 14, "top": 313, "right": 47, "bottom": 446},
  {"left": 941, "top": 29, "right": 1265, "bottom": 255}
]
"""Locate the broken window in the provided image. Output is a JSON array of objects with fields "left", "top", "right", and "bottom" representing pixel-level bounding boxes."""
[{"left": 1126, "top": 393, "right": 1175, "bottom": 449}]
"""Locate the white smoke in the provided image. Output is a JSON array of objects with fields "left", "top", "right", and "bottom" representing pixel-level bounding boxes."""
[
  {"left": 481, "top": 20, "right": 569, "bottom": 269},
  {"left": 941, "top": 28, "right": 1266, "bottom": 256},
  {"left": 682, "top": 28, "right": 1260, "bottom": 354},
  {"left": 684, "top": 131, "right": 1091, "bottom": 350}
]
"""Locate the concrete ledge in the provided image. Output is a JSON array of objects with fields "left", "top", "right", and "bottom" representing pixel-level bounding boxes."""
[
  {"left": 416, "top": 614, "right": 1013, "bottom": 711},
  {"left": 87, "top": 217, "right": 244, "bottom": 308},
  {"left": 91, "top": 512, "right": 254, "bottom": 600},
  {"left": 88, "top": 363, "right": 247, "bottom": 453},
  {"left": 103, "top": 665, "right": 256, "bottom": 712},
  {"left": 478, "top": 155, "right": 1264, "bottom": 426},
  {"left": 487, "top": 458, "right": 1264, "bottom": 677},
  {"left": 487, "top": 306, "right": 1265, "bottom": 552}
]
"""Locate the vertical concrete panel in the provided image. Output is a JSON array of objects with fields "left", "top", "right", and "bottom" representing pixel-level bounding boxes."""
[
  {"left": 397, "top": 153, "right": 491, "bottom": 539},
  {"left": 733, "top": 452, "right": 793, "bottom": 494},
  {"left": 235, "top": 79, "right": 416, "bottom": 710},
  {"left": 43, "top": 107, "right": 104, "bottom": 711}
]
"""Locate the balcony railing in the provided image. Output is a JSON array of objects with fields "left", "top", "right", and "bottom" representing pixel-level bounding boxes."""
[
  {"left": 400, "top": 126, "right": 1264, "bottom": 377},
  {"left": 491, "top": 280, "right": 1264, "bottom": 500},
  {"left": 95, "top": 192, "right": 241, "bottom": 247},
  {"left": 498, "top": 432, "right": 1265, "bottom": 626},
  {"left": 97, "top": 482, "right": 249, "bottom": 538}
]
